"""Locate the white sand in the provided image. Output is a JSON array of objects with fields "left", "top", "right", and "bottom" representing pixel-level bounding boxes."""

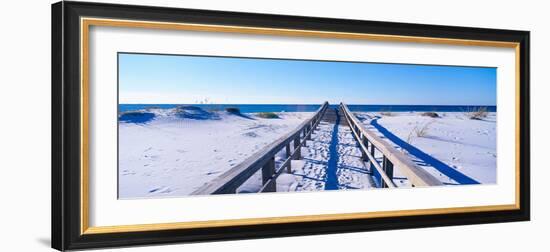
[
  {"left": 118, "top": 109, "right": 313, "bottom": 199},
  {"left": 119, "top": 108, "right": 497, "bottom": 199},
  {"left": 355, "top": 112, "right": 497, "bottom": 185}
]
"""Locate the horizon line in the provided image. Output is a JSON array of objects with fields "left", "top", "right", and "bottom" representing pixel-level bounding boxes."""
[{"left": 118, "top": 103, "right": 497, "bottom": 106}]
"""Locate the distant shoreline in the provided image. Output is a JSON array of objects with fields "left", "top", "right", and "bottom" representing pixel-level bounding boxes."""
[{"left": 119, "top": 104, "right": 497, "bottom": 114}]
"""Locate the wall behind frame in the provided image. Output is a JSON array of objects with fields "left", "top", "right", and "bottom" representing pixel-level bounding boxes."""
[{"left": 0, "top": 0, "right": 546, "bottom": 251}]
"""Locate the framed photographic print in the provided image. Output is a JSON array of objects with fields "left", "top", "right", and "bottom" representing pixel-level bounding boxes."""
[{"left": 52, "top": 1, "right": 530, "bottom": 250}]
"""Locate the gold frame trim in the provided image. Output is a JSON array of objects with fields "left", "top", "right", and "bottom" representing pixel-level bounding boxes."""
[{"left": 80, "top": 17, "right": 521, "bottom": 235}]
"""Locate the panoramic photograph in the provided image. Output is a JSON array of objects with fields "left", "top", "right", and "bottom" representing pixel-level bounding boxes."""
[{"left": 117, "top": 53, "right": 497, "bottom": 199}]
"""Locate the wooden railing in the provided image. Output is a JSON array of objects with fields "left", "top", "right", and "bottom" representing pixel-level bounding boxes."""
[
  {"left": 340, "top": 103, "right": 443, "bottom": 188},
  {"left": 192, "top": 102, "right": 330, "bottom": 195}
]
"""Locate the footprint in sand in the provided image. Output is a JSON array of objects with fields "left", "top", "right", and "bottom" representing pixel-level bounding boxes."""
[
  {"left": 148, "top": 186, "right": 173, "bottom": 194},
  {"left": 121, "top": 169, "right": 136, "bottom": 176},
  {"left": 144, "top": 154, "right": 160, "bottom": 161},
  {"left": 148, "top": 187, "right": 161, "bottom": 193}
]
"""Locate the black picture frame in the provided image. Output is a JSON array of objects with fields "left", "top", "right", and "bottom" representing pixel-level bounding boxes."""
[{"left": 52, "top": 1, "right": 530, "bottom": 251}]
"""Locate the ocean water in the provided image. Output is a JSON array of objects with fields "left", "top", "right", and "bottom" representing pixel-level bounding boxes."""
[{"left": 119, "top": 104, "right": 497, "bottom": 113}]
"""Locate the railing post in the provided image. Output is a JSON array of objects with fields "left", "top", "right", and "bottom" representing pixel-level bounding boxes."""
[
  {"left": 361, "top": 135, "right": 367, "bottom": 161},
  {"left": 381, "top": 156, "right": 394, "bottom": 188},
  {"left": 385, "top": 157, "right": 394, "bottom": 181},
  {"left": 285, "top": 143, "right": 292, "bottom": 173},
  {"left": 303, "top": 126, "right": 308, "bottom": 147},
  {"left": 369, "top": 144, "right": 376, "bottom": 173},
  {"left": 285, "top": 143, "right": 291, "bottom": 157},
  {"left": 381, "top": 157, "right": 388, "bottom": 188},
  {"left": 293, "top": 136, "right": 301, "bottom": 160},
  {"left": 261, "top": 157, "right": 276, "bottom": 192}
]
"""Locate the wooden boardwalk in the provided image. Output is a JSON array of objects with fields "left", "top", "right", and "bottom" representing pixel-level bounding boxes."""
[
  {"left": 192, "top": 102, "right": 442, "bottom": 195},
  {"left": 321, "top": 107, "right": 348, "bottom": 125},
  {"left": 288, "top": 107, "right": 376, "bottom": 191}
]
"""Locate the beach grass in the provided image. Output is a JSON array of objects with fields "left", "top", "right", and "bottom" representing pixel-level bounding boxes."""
[
  {"left": 466, "top": 107, "right": 489, "bottom": 120},
  {"left": 257, "top": 112, "right": 279, "bottom": 119},
  {"left": 415, "top": 121, "right": 434, "bottom": 137},
  {"left": 380, "top": 107, "right": 394, "bottom": 116},
  {"left": 421, "top": 112, "right": 440, "bottom": 118}
]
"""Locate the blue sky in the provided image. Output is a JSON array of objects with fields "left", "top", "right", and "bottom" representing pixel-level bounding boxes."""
[{"left": 119, "top": 53, "right": 496, "bottom": 105}]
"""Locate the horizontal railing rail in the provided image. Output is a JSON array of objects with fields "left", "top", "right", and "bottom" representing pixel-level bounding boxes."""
[
  {"left": 192, "top": 102, "right": 329, "bottom": 195},
  {"left": 340, "top": 103, "right": 443, "bottom": 188}
]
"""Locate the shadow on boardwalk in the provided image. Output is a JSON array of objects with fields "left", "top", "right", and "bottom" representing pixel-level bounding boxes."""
[
  {"left": 324, "top": 109, "right": 341, "bottom": 190},
  {"left": 290, "top": 109, "right": 375, "bottom": 191}
]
